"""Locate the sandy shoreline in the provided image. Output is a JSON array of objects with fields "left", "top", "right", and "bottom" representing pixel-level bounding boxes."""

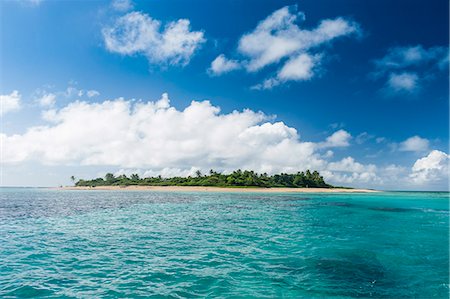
[{"left": 58, "top": 186, "right": 379, "bottom": 193}]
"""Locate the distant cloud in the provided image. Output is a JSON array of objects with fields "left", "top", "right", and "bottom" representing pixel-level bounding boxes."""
[
  {"left": 387, "top": 72, "right": 419, "bottom": 93},
  {"left": 372, "top": 45, "right": 448, "bottom": 95},
  {"left": 102, "top": 11, "right": 205, "bottom": 67},
  {"left": 375, "top": 137, "right": 386, "bottom": 144},
  {"left": 329, "top": 122, "right": 345, "bottom": 130},
  {"left": 32, "top": 84, "right": 101, "bottom": 109},
  {"left": 319, "top": 129, "right": 352, "bottom": 148},
  {"left": 252, "top": 53, "right": 321, "bottom": 89},
  {"left": 2, "top": 91, "right": 446, "bottom": 189},
  {"left": 322, "top": 157, "right": 379, "bottom": 185},
  {"left": 209, "top": 54, "right": 241, "bottom": 75},
  {"left": 87, "top": 90, "right": 100, "bottom": 98},
  {"left": 36, "top": 93, "right": 56, "bottom": 107},
  {"left": 375, "top": 45, "right": 448, "bottom": 70},
  {"left": 210, "top": 6, "right": 361, "bottom": 89},
  {"left": 355, "top": 132, "right": 374, "bottom": 144},
  {"left": 111, "top": 0, "right": 133, "bottom": 12},
  {"left": 399, "top": 136, "right": 430, "bottom": 152},
  {"left": 15, "top": 0, "right": 42, "bottom": 6},
  {"left": 1, "top": 91, "right": 21, "bottom": 115},
  {"left": 277, "top": 53, "right": 320, "bottom": 81},
  {"left": 327, "top": 157, "right": 376, "bottom": 174},
  {"left": 1, "top": 92, "right": 387, "bottom": 188},
  {"left": 410, "top": 150, "right": 449, "bottom": 184}
]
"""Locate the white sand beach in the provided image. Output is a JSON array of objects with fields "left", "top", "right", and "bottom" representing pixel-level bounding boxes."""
[{"left": 60, "top": 186, "right": 379, "bottom": 193}]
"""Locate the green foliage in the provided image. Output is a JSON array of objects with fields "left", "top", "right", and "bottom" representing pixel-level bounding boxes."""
[{"left": 75, "top": 169, "right": 332, "bottom": 188}]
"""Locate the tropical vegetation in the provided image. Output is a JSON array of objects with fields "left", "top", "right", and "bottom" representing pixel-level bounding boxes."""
[{"left": 74, "top": 169, "right": 332, "bottom": 188}]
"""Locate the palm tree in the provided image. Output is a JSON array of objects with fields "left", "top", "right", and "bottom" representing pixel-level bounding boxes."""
[{"left": 70, "top": 176, "right": 76, "bottom": 185}]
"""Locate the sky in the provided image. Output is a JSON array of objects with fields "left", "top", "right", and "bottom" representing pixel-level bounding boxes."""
[{"left": 0, "top": 0, "right": 448, "bottom": 190}]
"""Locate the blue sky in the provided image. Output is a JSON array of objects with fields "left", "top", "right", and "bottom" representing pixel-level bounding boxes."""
[{"left": 1, "top": 0, "right": 448, "bottom": 190}]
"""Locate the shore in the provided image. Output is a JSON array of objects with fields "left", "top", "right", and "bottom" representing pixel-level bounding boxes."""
[{"left": 59, "top": 186, "right": 379, "bottom": 193}]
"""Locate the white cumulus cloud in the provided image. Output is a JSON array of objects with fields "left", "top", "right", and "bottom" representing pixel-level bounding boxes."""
[
  {"left": 3, "top": 91, "right": 446, "bottom": 190},
  {"left": 410, "top": 150, "right": 449, "bottom": 184},
  {"left": 319, "top": 129, "right": 352, "bottom": 148},
  {"left": 209, "top": 54, "right": 241, "bottom": 75},
  {"left": 277, "top": 53, "right": 320, "bottom": 81},
  {"left": 1, "top": 90, "right": 21, "bottom": 116},
  {"left": 1, "top": 92, "right": 376, "bottom": 187},
  {"left": 399, "top": 135, "right": 429, "bottom": 152},
  {"left": 102, "top": 11, "right": 206, "bottom": 66}
]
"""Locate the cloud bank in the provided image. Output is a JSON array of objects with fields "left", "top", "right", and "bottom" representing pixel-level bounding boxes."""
[{"left": 2, "top": 93, "right": 447, "bottom": 189}]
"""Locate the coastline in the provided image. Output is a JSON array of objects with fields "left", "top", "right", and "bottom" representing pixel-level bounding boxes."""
[{"left": 58, "top": 186, "right": 379, "bottom": 193}]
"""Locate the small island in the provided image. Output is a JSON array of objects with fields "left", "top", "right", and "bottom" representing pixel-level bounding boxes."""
[
  {"left": 75, "top": 169, "right": 330, "bottom": 188},
  {"left": 68, "top": 170, "right": 378, "bottom": 193}
]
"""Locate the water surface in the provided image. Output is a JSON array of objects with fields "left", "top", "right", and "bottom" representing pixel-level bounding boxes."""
[{"left": 0, "top": 189, "right": 448, "bottom": 298}]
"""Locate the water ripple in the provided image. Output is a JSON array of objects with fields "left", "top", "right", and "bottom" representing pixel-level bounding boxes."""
[{"left": 0, "top": 189, "right": 448, "bottom": 298}]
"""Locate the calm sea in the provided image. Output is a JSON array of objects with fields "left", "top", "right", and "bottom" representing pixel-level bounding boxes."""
[{"left": 0, "top": 188, "right": 448, "bottom": 298}]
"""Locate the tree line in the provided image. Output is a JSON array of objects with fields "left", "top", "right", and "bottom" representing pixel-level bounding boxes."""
[{"left": 74, "top": 169, "right": 332, "bottom": 188}]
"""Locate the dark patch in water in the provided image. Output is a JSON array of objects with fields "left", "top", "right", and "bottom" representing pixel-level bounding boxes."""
[
  {"left": 228, "top": 205, "right": 252, "bottom": 210},
  {"left": 369, "top": 207, "right": 414, "bottom": 213},
  {"left": 272, "top": 196, "right": 313, "bottom": 202},
  {"left": 318, "top": 201, "right": 358, "bottom": 208},
  {"left": 310, "top": 252, "right": 394, "bottom": 297}
]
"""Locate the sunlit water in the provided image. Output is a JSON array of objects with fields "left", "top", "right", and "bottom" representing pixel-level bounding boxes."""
[{"left": 0, "top": 188, "right": 448, "bottom": 298}]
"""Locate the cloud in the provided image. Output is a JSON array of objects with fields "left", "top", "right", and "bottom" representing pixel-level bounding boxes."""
[
  {"left": 373, "top": 45, "right": 448, "bottom": 95},
  {"left": 102, "top": 12, "right": 205, "bottom": 66},
  {"left": 387, "top": 72, "right": 418, "bottom": 93},
  {"left": 399, "top": 136, "right": 429, "bottom": 152},
  {"left": 1, "top": 92, "right": 376, "bottom": 187},
  {"left": 375, "top": 137, "right": 386, "bottom": 144},
  {"left": 1, "top": 90, "right": 21, "bottom": 115},
  {"left": 277, "top": 53, "right": 320, "bottom": 81},
  {"left": 355, "top": 132, "right": 374, "bottom": 144},
  {"left": 238, "top": 7, "right": 359, "bottom": 72},
  {"left": 87, "top": 90, "right": 100, "bottom": 98},
  {"left": 375, "top": 45, "right": 448, "bottom": 70},
  {"left": 3, "top": 92, "right": 446, "bottom": 189},
  {"left": 319, "top": 129, "right": 352, "bottom": 148},
  {"left": 15, "top": 0, "right": 42, "bottom": 6},
  {"left": 211, "top": 6, "right": 360, "bottom": 89},
  {"left": 323, "top": 156, "right": 379, "bottom": 185},
  {"left": 253, "top": 53, "right": 322, "bottom": 89},
  {"left": 410, "top": 150, "right": 449, "bottom": 184},
  {"left": 32, "top": 84, "right": 101, "bottom": 108},
  {"left": 209, "top": 54, "right": 241, "bottom": 75},
  {"left": 327, "top": 157, "right": 376, "bottom": 173},
  {"left": 36, "top": 93, "right": 56, "bottom": 107},
  {"left": 111, "top": 0, "right": 133, "bottom": 12}
]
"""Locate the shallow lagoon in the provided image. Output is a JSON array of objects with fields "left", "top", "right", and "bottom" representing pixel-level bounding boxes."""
[{"left": 0, "top": 189, "right": 448, "bottom": 298}]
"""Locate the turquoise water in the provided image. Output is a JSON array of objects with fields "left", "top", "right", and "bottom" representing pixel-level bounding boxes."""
[{"left": 0, "top": 189, "right": 448, "bottom": 298}]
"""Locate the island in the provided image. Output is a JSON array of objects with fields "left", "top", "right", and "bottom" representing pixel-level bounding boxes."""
[{"left": 66, "top": 170, "right": 378, "bottom": 193}]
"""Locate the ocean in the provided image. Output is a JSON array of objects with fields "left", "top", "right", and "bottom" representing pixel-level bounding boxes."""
[{"left": 0, "top": 188, "right": 448, "bottom": 298}]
